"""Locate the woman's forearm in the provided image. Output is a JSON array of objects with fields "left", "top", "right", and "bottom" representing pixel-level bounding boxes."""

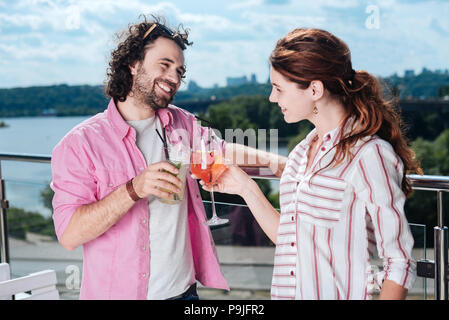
[
  {"left": 378, "top": 280, "right": 408, "bottom": 300},
  {"left": 241, "top": 179, "right": 280, "bottom": 243}
]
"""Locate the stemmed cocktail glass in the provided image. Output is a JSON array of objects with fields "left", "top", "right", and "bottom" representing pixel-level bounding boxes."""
[{"left": 191, "top": 130, "right": 229, "bottom": 227}]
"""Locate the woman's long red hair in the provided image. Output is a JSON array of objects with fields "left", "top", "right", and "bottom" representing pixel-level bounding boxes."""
[{"left": 270, "top": 28, "right": 422, "bottom": 196}]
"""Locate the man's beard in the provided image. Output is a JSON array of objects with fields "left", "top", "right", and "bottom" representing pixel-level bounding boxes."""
[{"left": 132, "top": 67, "right": 176, "bottom": 111}]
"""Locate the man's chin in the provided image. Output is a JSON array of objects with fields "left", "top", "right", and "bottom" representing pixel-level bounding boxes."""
[{"left": 147, "top": 96, "right": 172, "bottom": 111}]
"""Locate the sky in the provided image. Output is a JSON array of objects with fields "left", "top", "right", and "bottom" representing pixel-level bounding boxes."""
[{"left": 0, "top": 0, "right": 448, "bottom": 89}]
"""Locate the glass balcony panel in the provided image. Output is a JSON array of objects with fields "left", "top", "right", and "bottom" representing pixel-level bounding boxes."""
[{"left": 2, "top": 163, "right": 82, "bottom": 300}]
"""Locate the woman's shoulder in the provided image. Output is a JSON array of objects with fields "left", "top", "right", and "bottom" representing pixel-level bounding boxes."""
[
  {"left": 356, "top": 135, "right": 395, "bottom": 154},
  {"left": 352, "top": 135, "right": 401, "bottom": 169}
]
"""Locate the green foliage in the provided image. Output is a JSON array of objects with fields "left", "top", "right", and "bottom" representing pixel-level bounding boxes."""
[
  {"left": 401, "top": 109, "right": 448, "bottom": 141},
  {"left": 438, "top": 84, "right": 449, "bottom": 97},
  {"left": 411, "top": 138, "right": 438, "bottom": 175},
  {"left": 175, "top": 83, "right": 272, "bottom": 102},
  {"left": 4, "top": 184, "right": 56, "bottom": 240},
  {"left": 384, "top": 69, "right": 449, "bottom": 98},
  {"left": 199, "top": 95, "right": 304, "bottom": 140},
  {"left": 433, "top": 130, "right": 449, "bottom": 174},
  {"left": 268, "top": 191, "right": 280, "bottom": 210},
  {"left": 6, "top": 207, "right": 56, "bottom": 239},
  {"left": 405, "top": 129, "right": 449, "bottom": 246},
  {"left": 0, "top": 84, "right": 108, "bottom": 117},
  {"left": 40, "top": 184, "right": 55, "bottom": 211},
  {"left": 1, "top": 69, "right": 448, "bottom": 118}
]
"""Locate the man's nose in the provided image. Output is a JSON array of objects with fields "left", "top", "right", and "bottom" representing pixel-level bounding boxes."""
[{"left": 166, "top": 69, "right": 180, "bottom": 86}]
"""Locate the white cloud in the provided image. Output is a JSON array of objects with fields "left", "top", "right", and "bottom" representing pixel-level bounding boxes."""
[
  {"left": 227, "top": 0, "right": 264, "bottom": 10},
  {"left": 0, "top": 0, "right": 448, "bottom": 88},
  {"left": 242, "top": 11, "right": 326, "bottom": 30}
]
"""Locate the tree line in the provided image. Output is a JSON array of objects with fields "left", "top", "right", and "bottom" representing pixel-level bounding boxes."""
[{"left": 0, "top": 68, "right": 448, "bottom": 118}]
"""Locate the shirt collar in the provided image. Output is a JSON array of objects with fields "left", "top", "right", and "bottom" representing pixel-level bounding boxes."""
[
  {"left": 107, "top": 99, "right": 174, "bottom": 140},
  {"left": 302, "top": 116, "right": 357, "bottom": 149},
  {"left": 107, "top": 99, "right": 131, "bottom": 140},
  {"left": 156, "top": 106, "right": 174, "bottom": 128}
]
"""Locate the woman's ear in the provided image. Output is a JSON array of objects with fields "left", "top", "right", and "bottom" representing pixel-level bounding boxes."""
[{"left": 309, "top": 80, "right": 325, "bottom": 101}]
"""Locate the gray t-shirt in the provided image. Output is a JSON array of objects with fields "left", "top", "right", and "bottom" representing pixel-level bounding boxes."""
[{"left": 127, "top": 116, "right": 195, "bottom": 300}]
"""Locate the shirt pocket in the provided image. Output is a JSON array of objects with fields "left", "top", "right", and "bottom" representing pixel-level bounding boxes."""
[
  {"left": 296, "top": 173, "right": 347, "bottom": 228},
  {"left": 95, "top": 169, "right": 131, "bottom": 200}
]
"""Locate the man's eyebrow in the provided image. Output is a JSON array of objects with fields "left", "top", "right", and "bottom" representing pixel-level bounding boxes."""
[{"left": 160, "top": 57, "right": 175, "bottom": 64}]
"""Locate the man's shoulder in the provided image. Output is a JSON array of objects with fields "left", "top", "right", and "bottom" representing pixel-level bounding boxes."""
[
  {"left": 55, "top": 111, "right": 110, "bottom": 149},
  {"left": 167, "top": 104, "right": 195, "bottom": 119}
]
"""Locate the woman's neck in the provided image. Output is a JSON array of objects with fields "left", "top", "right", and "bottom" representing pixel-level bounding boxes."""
[{"left": 310, "top": 98, "right": 346, "bottom": 140}]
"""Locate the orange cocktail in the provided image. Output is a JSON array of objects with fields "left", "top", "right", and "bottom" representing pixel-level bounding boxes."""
[{"left": 190, "top": 150, "right": 227, "bottom": 186}]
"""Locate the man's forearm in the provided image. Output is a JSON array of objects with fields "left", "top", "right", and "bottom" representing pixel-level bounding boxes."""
[{"left": 59, "top": 184, "right": 135, "bottom": 250}]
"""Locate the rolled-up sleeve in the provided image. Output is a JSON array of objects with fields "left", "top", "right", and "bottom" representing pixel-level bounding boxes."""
[
  {"left": 355, "top": 142, "right": 416, "bottom": 290},
  {"left": 50, "top": 135, "right": 97, "bottom": 240}
]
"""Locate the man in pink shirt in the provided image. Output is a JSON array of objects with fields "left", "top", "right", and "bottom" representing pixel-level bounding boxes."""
[{"left": 51, "top": 15, "right": 285, "bottom": 300}]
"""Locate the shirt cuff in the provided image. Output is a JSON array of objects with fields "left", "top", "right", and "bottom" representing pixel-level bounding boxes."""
[{"left": 382, "top": 258, "right": 417, "bottom": 290}]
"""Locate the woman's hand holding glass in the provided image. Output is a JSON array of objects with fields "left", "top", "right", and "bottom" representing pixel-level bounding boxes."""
[{"left": 194, "top": 165, "right": 253, "bottom": 197}]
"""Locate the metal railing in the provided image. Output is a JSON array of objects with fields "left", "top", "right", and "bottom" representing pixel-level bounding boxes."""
[{"left": 0, "top": 153, "right": 448, "bottom": 299}]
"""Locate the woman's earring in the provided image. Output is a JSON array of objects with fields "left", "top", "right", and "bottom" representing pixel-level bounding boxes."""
[{"left": 313, "top": 104, "right": 318, "bottom": 115}]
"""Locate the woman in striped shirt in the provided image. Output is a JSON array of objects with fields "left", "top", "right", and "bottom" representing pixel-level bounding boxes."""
[{"left": 199, "top": 28, "right": 423, "bottom": 300}]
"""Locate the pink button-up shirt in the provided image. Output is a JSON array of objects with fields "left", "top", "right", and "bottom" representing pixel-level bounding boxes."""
[{"left": 51, "top": 99, "right": 229, "bottom": 299}]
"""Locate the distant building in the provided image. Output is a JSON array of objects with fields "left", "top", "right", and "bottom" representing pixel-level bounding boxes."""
[
  {"left": 226, "top": 76, "right": 248, "bottom": 87},
  {"left": 250, "top": 73, "right": 257, "bottom": 84},
  {"left": 226, "top": 73, "right": 258, "bottom": 87},
  {"left": 404, "top": 70, "right": 415, "bottom": 77},
  {"left": 187, "top": 80, "right": 202, "bottom": 92}
]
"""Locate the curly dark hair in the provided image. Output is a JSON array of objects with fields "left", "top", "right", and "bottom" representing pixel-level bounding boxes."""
[{"left": 105, "top": 14, "right": 192, "bottom": 102}]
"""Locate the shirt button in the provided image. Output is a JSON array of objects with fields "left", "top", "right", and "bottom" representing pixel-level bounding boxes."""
[
  {"left": 290, "top": 271, "right": 294, "bottom": 276},
  {"left": 139, "top": 167, "right": 144, "bottom": 171},
  {"left": 291, "top": 242, "right": 295, "bottom": 247},
  {"left": 291, "top": 216, "right": 295, "bottom": 221},
  {"left": 321, "top": 147, "right": 326, "bottom": 152},
  {"left": 109, "top": 183, "right": 113, "bottom": 187},
  {"left": 142, "top": 219, "right": 146, "bottom": 225},
  {"left": 141, "top": 273, "right": 146, "bottom": 279},
  {"left": 141, "top": 245, "right": 146, "bottom": 251},
  {"left": 325, "top": 134, "right": 331, "bottom": 141}
]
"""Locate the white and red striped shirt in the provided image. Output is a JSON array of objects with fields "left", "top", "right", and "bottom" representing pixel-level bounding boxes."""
[{"left": 272, "top": 122, "right": 416, "bottom": 300}]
